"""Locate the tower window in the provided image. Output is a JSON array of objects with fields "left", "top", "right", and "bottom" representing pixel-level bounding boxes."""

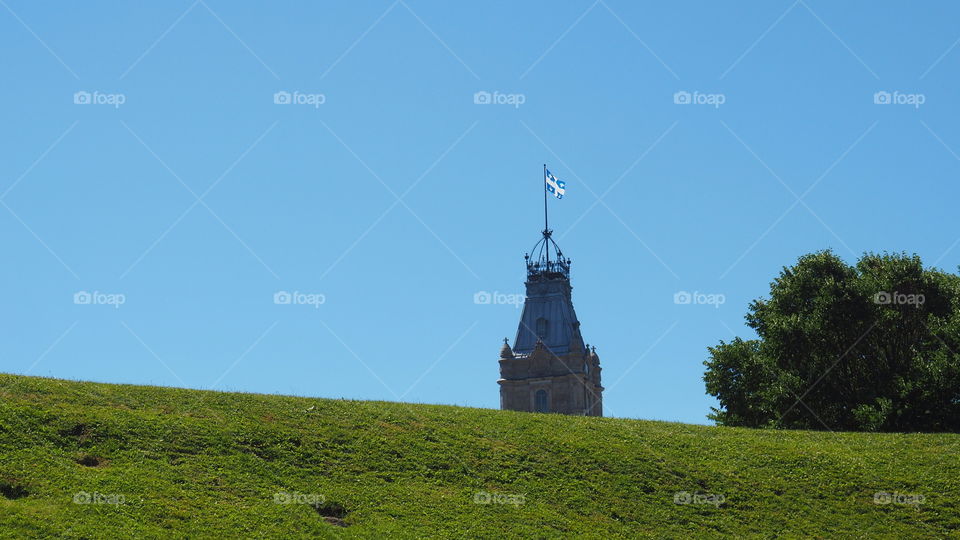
[
  {"left": 534, "top": 389, "right": 549, "bottom": 413},
  {"left": 535, "top": 317, "right": 548, "bottom": 338}
]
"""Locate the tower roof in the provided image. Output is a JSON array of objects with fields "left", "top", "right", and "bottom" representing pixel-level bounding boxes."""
[{"left": 513, "top": 229, "right": 585, "bottom": 355}]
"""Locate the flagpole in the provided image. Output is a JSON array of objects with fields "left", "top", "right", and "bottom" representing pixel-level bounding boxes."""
[
  {"left": 543, "top": 164, "right": 548, "bottom": 233},
  {"left": 543, "top": 164, "right": 549, "bottom": 263}
]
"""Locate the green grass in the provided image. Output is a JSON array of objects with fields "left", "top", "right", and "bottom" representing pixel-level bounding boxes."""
[{"left": 0, "top": 374, "right": 958, "bottom": 538}]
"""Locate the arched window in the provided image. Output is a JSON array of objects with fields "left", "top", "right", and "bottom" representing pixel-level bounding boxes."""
[
  {"left": 534, "top": 389, "right": 549, "bottom": 413},
  {"left": 535, "top": 317, "right": 548, "bottom": 339}
]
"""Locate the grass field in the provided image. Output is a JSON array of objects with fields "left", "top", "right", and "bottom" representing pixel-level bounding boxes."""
[{"left": 0, "top": 373, "right": 958, "bottom": 538}]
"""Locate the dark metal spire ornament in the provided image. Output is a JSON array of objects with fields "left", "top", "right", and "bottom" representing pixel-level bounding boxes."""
[{"left": 525, "top": 230, "right": 571, "bottom": 281}]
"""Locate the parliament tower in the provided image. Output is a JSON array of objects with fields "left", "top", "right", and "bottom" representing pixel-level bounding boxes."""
[{"left": 497, "top": 228, "right": 603, "bottom": 416}]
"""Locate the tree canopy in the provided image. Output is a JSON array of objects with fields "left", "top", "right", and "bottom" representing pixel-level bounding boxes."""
[{"left": 705, "top": 250, "right": 960, "bottom": 432}]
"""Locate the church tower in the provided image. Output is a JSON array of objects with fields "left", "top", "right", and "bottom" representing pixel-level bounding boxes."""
[{"left": 498, "top": 228, "right": 603, "bottom": 416}]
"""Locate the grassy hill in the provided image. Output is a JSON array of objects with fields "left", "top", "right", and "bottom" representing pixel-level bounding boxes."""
[{"left": 0, "top": 374, "right": 958, "bottom": 538}]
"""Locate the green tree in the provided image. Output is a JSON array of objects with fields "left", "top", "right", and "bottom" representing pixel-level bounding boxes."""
[{"left": 705, "top": 250, "right": 960, "bottom": 432}]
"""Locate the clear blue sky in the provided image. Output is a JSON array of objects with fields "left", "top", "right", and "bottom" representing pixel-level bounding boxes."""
[{"left": 2, "top": 1, "right": 959, "bottom": 424}]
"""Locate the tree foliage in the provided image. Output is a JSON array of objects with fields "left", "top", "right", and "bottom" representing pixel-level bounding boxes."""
[{"left": 705, "top": 250, "right": 960, "bottom": 432}]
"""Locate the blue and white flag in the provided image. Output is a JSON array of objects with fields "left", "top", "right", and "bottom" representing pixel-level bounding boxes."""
[{"left": 545, "top": 169, "right": 566, "bottom": 199}]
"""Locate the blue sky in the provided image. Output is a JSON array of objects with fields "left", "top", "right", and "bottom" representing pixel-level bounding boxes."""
[{"left": 2, "top": 1, "right": 959, "bottom": 424}]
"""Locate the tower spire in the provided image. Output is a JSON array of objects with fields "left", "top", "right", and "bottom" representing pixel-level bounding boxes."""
[{"left": 524, "top": 164, "right": 570, "bottom": 280}]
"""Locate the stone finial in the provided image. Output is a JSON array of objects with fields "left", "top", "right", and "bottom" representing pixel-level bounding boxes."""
[{"left": 500, "top": 338, "right": 514, "bottom": 359}]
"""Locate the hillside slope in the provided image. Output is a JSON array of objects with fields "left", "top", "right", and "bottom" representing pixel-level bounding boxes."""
[{"left": 0, "top": 374, "right": 957, "bottom": 538}]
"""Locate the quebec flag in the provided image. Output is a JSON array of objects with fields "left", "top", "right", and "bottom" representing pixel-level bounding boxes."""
[{"left": 545, "top": 169, "right": 566, "bottom": 199}]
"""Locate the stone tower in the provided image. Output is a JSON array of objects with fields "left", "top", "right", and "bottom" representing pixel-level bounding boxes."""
[{"left": 498, "top": 229, "right": 603, "bottom": 416}]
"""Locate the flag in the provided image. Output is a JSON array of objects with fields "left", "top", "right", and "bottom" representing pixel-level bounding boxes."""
[{"left": 545, "top": 169, "right": 566, "bottom": 199}]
